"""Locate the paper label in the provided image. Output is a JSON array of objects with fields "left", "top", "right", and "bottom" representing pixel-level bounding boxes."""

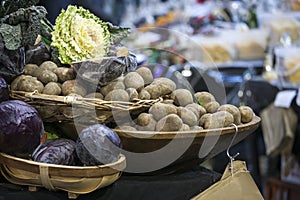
[{"left": 274, "top": 90, "right": 297, "bottom": 108}]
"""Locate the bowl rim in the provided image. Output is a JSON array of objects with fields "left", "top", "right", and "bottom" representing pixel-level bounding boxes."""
[{"left": 114, "top": 115, "right": 261, "bottom": 139}]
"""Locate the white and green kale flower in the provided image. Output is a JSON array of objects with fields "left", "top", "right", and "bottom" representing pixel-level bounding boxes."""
[{"left": 51, "top": 5, "right": 129, "bottom": 64}]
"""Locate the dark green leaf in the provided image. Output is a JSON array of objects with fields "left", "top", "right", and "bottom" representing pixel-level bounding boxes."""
[{"left": 0, "top": 23, "right": 22, "bottom": 50}]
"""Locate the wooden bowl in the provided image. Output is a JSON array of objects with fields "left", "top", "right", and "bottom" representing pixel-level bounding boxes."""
[
  {"left": 114, "top": 116, "right": 261, "bottom": 174},
  {"left": 0, "top": 153, "right": 126, "bottom": 199}
]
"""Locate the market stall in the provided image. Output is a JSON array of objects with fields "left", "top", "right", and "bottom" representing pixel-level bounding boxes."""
[{"left": 2, "top": 0, "right": 300, "bottom": 199}]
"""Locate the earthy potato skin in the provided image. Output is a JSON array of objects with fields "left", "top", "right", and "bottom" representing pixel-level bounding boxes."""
[
  {"left": 144, "top": 78, "right": 176, "bottom": 99},
  {"left": 149, "top": 102, "right": 177, "bottom": 121},
  {"left": 11, "top": 75, "right": 27, "bottom": 90},
  {"left": 17, "top": 76, "right": 44, "bottom": 93},
  {"left": 194, "top": 91, "right": 216, "bottom": 106},
  {"left": 202, "top": 111, "right": 234, "bottom": 129},
  {"left": 190, "top": 126, "right": 204, "bottom": 131},
  {"left": 239, "top": 106, "right": 254, "bottom": 123},
  {"left": 84, "top": 92, "right": 104, "bottom": 99},
  {"left": 138, "top": 89, "right": 151, "bottom": 100},
  {"left": 171, "top": 89, "right": 194, "bottom": 106},
  {"left": 177, "top": 107, "right": 198, "bottom": 126},
  {"left": 218, "top": 104, "right": 241, "bottom": 125},
  {"left": 43, "top": 82, "right": 61, "bottom": 95},
  {"left": 180, "top": 124, "right": 190, "bottom": 131},
  {"left": 136, "top": 67, "right": 154, "bottom": 85},
  {"left": 124, "top": 72, "right": 144, "bottom": 90},
  {"left": 100, "top": 78, "right": 125, "bottom": 96},
  {"left": 126, "top": 88, "right": 139, "bottom": 101},
  {"left": 204, "top": 101, "right": 220, "bottom": 113},
  {"left": 61, "top": 80, "right": 87, "bottom": 96},
  {"left": 24, "top": 64, "right": 39, "bottom": 76},
  {"left": 39, "top": 61, "right": 58, "bottom": 72},
  {"left": 104, "top": 89, "right": 129, "bottom": 102},
  {"left": 37, "top": 69, "right": 58, "bottom": 84},
  {"left": 136, "top": 113, "right": 157, "bottom": 131},
  {"left": 199, "top": 113, "right": 212, "bottom": 127},
  {"left": 185, "top": 103, "right": 206, "bottom": 119},
  {"left": 156, "top": 114, "right": 183, "bottom": 131},
  {"left": 53, "top": 67, "right": 75, "bottom": 83},
  {"left": 143, "top": 84, "right": 162, "bottom": 99},
  {"left": 214, "top": 111, "right": 234, "bottom": 127}
]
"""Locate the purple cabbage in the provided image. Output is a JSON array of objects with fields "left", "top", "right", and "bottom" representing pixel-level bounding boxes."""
[
  {"left": 32, "top": 138, "right": 80, "bottom": 166},
  {"left": 76, "top": 124, "right": 122, "bottom": 166},
  {"left": 0, "top": 77, "right": 9, "bottom": 102},
  {"left": 0, "top": 100, "right": 43, "bottom": 157}
]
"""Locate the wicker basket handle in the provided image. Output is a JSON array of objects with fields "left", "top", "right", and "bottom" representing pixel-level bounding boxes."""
[{"left": 39, "top": 165, "right": 55, "bottom": 191}]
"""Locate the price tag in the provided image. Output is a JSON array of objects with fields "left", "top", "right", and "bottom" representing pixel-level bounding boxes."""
[
  {"left": 274, "top": 90, "right": 297, "bottom": 108},
  {"left": 297, "top": 88, "right": 300, "bottom": 107}
]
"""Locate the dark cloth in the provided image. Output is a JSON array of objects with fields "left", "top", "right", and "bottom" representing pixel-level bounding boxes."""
[{"left": 0, "top": 166, "right": 221, "bottom": 200}]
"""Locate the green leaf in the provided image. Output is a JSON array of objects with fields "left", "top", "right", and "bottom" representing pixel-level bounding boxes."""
[{"left": 0, "top": 23, "right": 22, "bottom": 50}]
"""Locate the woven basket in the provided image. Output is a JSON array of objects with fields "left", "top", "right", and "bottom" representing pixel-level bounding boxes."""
[
  {"left": 0, "top": 153, "right": 126, "bottom": 199},
  {"left": 10, "top": 90, "right": 161, "bottom": 124}
]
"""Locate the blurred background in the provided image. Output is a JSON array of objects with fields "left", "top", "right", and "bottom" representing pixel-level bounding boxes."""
[{"left": 37, "top": 0, "right": 300, "bottom": 198}]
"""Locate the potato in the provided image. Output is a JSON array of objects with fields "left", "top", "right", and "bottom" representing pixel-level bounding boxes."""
[
  {"left": 84, "top": 92, "right": 104, "bottom": 99},
  {"left": 66, "top": 93, "right": 83, "bottom": 98},
  {"left": 104, "top": 89, "right": 129, "bottom": 102},
  {"left": 156, "top": 114, "right": 183, "bottom": 131},
  {"left": 171, "top": 89, "right": 194, "bottom": 106},
  {"left": 136, "top": 67, "right": 154, "bottom": 85},
  {"left": 239, "top": 106, "right": 254, "bottom": 123},
  {"left": 17, "top": 76, "right": 44, "bottom": 93},
  {"left": 143, "top": 84, "right": 162, "bottom": 99},
  {"left": 61, "top": 80, "right": 87, "bottom": 96},
  {"left": 24, "top": 64, "right": 38, "bottom": 76},
  {"left": 138, "top": 89, "right": 151, "bottom": 100},
  {"left": 180, "top": 124, "right": 190, "bottom": 131},
  {"left": 202, "top": 111, "right": 234, "bottom": 129},
  {"left": 152, "top": 77, "right": 176, "bottom": 93},
  {"left": 204, "top": 101, "right": 220, "bottom": 113},
  {"left": 100, "top": 77, "right": 125, "bottom": 96},
  {"left": 126, "top": 88, "right": 139, "bottom": 101},
  {"left": 190, "top": 126, "right": 204, "bottom": 131},
  {"left": 124, "top": 72, "right": 144, "bottom": 90},
  {"left": 217, "top": 104, "right": 241, "bottom": 125},
  {"left": 37, "top": 69, "right": 58, "bottom": 84},
  {"left": 214, "top": 111, "right": 234, "bottom": 127},
  {"left": 149, "top": 102, "right": 177, "bottom": 121},
  {"left": 11, "top": 75, "right": 27, "bottom": 90},
  {"left": 194, "top": 91, "right": 215, "bottom": 106},
  {"left": 53, "top": 67, "right": 75, "bottom": 82},
  {"left": 185, "top": 103, "right": 206, "bottom": 119},
  {"left": 42, "top": 82, "right": 61, "bottom": 95},
  {"left": 162, "top": 99, "right": 174, "bottom": 104},
  {"left": 136, "top": 113, "right": 157, "bottom": 131},
  {"left": 199, "top": 113, "right": 212, "bottom": 127},
  {"left": 39, "top": 61, "right": 58, "bottom": 72},
  {"left": 177, "top": 107, "right": 198, "bottom": 126}
]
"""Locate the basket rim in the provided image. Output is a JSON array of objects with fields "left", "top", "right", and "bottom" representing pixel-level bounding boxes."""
[
  {"left": 0, "top": 153, "right": 126, "bottom": 178},
  {"left": 10, "top": 90, "right": 162, "bottom": 110}
]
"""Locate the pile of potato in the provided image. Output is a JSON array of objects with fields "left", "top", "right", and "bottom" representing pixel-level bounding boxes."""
[
  {"left": 120, "top": 89, "right": 254, "bottom": 132},
  {"left": 11, "top": 61, "right": 76, "bottom": 96},
  {"left": 10, "top": 62, "right": 254, "bottom": 131}
]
